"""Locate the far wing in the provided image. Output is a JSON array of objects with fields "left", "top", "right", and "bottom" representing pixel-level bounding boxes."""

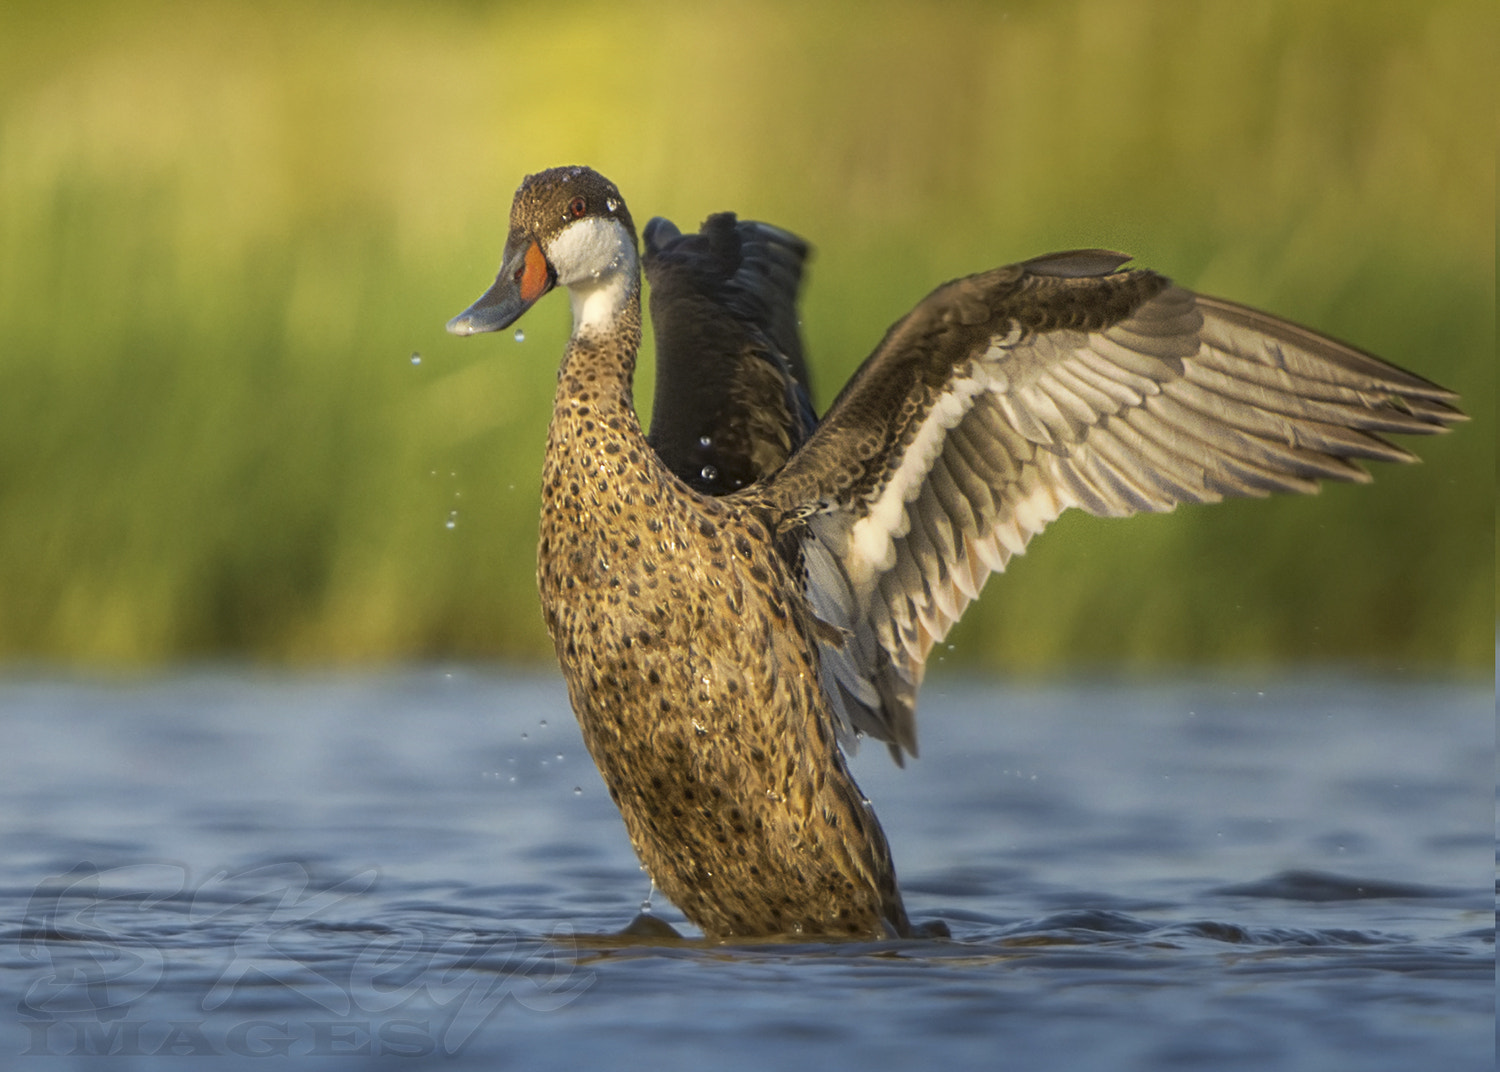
[{"left": 644, "top": 213, "right": 816, "bottom": 494}]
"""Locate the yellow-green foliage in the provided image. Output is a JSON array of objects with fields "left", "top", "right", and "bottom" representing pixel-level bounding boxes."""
[{"left": 0, "top": 0, "right": 1491, "bottom": 671}]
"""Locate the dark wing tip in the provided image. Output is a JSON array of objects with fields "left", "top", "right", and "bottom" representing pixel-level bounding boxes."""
[
  {"left": 643, "top": 212, "right": 746, "bottom": 286},
  {"left": 643, "top": 216, "right": 684, "bottom": 260},
  {"left": 1195, "top": 294, "right": 1468, "bottom": 428}
]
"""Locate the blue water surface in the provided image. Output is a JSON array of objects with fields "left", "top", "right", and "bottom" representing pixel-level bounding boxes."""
[{"left": 0, "top": 668, "right": 1491, "bottom": 1070}]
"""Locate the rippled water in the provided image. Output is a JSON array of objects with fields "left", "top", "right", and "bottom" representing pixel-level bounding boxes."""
[{"left": 0, "top": 669, "right": 1491, "bottom": 1070}]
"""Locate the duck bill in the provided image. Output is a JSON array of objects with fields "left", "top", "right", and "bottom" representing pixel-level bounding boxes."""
[{"left": 446, "top": 239, "right": 554, "bottom": 336}]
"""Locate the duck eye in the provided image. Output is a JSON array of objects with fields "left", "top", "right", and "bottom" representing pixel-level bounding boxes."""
[{"left": 567, "top": 196, "right": 587, "bottom": 219}]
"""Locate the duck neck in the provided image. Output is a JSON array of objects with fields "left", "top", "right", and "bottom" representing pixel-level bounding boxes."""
[
  {"left": 555, "top": 221, "right": 642, "bottom": 335},
  {"left": 568, "top": 261, "right": 640, "bottom": 341},
  {"left": 553, "top": 267, "right": 645, "bottom": 431}
]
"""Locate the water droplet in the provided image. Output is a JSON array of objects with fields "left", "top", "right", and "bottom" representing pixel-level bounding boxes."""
[
  {"left": 573, "top": 786, "right": 583, "bottom": 796},
  {"left": 700, "top": 465, "right": 718, "bottom": 482},
  {"left": 555, "top": 753, "right": 564, "bottom": 761},
  {"left": 514, "top": 328, "right": 526, "bottom": 343},
  {"left": 520, "top": 732, "right": 528, "bottom": 740},
  {"left": 445, "top": 510, "right": 458, "bottom": 530},
  {"left": 410, "top": 353, "right": 422, "bottom": 366},
  {"left": 539, "top": 719, "right": 548, "bottom": 727},
  {"left": 697, "top": 435, "right": 713, "bottom": 449}
]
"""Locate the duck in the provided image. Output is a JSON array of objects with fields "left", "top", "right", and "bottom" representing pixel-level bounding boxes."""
[{"left": 447, "top": 165, "right": 1463, "bottom": 940}]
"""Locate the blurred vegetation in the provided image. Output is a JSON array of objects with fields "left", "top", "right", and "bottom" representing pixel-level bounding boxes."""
[{"left": 0, "top": 0, "right": 1491, "bottom": 674}]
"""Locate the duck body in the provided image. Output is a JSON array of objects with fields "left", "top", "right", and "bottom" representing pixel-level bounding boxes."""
[
  {"left": 449, "top": 166, "right": 1462, "bottom": 940},
  {"left": 537, "top": 294, "right": 906, "bottom": 938}
]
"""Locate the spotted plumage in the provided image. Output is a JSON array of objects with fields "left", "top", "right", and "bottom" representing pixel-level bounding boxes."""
[{"left": 448, "top": 166, "right": 1463, "bottom": 939}]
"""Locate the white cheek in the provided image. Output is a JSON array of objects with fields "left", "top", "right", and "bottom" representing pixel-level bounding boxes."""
[
  {"left": 545, "top": 217, "right": 638, "bottom": 334},
  {"left": 545, "top": 217, "right": 637, "bottom": 287}
]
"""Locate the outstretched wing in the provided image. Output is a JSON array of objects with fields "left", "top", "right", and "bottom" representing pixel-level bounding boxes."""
[
  {"left": 754, "top": 250, "right": 1463, "bottom": 763},
  {"left": 644, "top": 213, "right": 817, "bottom": 495}
]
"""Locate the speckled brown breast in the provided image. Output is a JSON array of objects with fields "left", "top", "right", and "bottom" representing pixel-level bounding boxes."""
[{"left": 536, "top": 331, "right": 908, "bottom": 939}]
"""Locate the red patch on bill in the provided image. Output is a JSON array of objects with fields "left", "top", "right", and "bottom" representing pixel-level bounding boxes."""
[{"left": 520, "top": 241, "right": 551, "bottom": 303}]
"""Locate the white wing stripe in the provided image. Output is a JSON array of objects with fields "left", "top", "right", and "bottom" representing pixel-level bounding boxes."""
[{"left": 846, "top": 376, "right": 986, "bottom": 588}]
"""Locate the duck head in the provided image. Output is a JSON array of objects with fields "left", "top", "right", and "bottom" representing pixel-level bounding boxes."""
[{"left": 447, "top": 166, "right": 639, "bottom": 338}]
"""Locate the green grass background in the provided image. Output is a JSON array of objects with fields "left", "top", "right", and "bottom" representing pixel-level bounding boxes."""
[{"left": 0, "top": 0, "right": 1491, "bottom": 674}]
